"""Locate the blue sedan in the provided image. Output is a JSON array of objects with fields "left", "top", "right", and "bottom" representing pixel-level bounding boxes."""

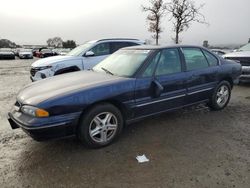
[{"left": 8, "top": 45, "right": 242, "bottom": 148}]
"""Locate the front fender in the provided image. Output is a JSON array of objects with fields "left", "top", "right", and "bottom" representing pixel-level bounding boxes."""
[{"left": 38, "top": 79, "right": 136, "bottom": 116}]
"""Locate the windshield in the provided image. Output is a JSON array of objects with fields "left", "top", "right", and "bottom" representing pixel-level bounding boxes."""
[
  {"left": 238, "top": 43, "right": 250, "bottom": 51},
  {"left": 93, "top": 49, "right": 151, "bottom": 77},
  {"left": 67, "top": 43, "right": 93, "bottom": 56}
]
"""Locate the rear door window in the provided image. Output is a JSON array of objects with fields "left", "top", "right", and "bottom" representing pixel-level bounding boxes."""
[
  {"left": 203, "top": 50, "right": 218, "bottom": 66},
  {"left": 182, "top": 48, "right": 209, "bottom": 71}
]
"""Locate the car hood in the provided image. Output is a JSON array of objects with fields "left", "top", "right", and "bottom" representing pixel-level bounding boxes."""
[
  {"left": 31, "top": 55, "right": 82, "bottom": 67},
  {"left": 17, "top": 71, "right": 128, "bottom": 105},
  {"left": 223, "top": 51, "right": 250, "bottom": 58}
]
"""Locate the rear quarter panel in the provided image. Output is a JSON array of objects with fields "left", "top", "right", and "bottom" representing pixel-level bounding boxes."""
[{"left": 219, "top": 59, "right": 242, "bottom": 82}]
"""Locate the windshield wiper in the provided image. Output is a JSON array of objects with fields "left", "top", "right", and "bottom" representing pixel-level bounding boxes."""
[{"left": 101, "top": 67, "right": 114, "bottom": 75}]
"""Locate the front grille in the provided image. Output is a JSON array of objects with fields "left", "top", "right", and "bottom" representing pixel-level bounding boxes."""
[
  {"left": 30, "top": 67, "right": 39, "bottom": 76},
  {"left": 14, "top": 101, "right": 21, "bottom": 108},
  {"left": 14, "top": 101, "right": 21, "bottom": 111},
  {"left": 225, "top": 57, "right": 250, "bottom": 66}
]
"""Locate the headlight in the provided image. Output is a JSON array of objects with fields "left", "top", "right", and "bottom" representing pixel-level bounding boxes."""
[
  {"left": 21, "top": 105, "right": 49, "bottom": 117},
  {"left": 37, "top": 66, "right": 52, "bottom": 71}
]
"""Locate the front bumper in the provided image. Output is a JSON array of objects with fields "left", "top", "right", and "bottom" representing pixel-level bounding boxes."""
[
  {"left": 30, "top": 75, "right": 45, "bottom": 82},
  {"left": 8, "top": 111, "right": 81, "bottom": 141},
  {"left": 240, "top": 66, "right": 250, "bottom": 82},
  {"left": 30, "top": 68, "right": 49, "bottom": 81},
  {"left": 19, "top": 55, "right": 33, "bottom": 59},
  {"left": 0, "top": 54, "right": 15, "bottom": 59}
]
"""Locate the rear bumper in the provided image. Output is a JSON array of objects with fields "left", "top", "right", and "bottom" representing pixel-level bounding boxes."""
[{"left": 8, "top": 112, "right": 81, "bottom": 141}]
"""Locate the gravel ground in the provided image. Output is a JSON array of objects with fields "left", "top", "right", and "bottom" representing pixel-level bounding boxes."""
[{"left": 0, "top": 58, "right": 250, "bottom": 188}]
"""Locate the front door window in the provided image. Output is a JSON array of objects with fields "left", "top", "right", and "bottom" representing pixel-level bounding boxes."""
[
  {"left": 155, "top": 48, "right": 182, "bottom": 76},
  {"left": 91, "top": 43, "right": 111, "bottom": 56}
]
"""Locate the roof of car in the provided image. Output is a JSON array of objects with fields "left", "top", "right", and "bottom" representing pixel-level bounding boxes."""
[
  {"left": 88, "top": 38, "right": 144, "bottom": 44},
  {"left": 98, "top": 38, "right": 141, "bottom": 42},
  {"left": 123, "top": 44, "right": 208, "bottom": 50}
]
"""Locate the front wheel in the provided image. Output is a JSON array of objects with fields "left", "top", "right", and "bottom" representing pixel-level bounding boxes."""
[
  {"left": 209, "top": 81, "right": 231, "bottom": 111},
  {"left": 77, "top": 103, "right": 124, "bottom": 148}
]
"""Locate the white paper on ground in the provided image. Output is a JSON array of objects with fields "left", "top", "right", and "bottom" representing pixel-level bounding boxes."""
[{"left": 136, "top": 154, "right": 149, "bottom": 163}]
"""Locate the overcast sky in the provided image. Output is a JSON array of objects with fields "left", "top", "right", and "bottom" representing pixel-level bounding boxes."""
[{"left": 0, "top": 0, "right": 249, "bottom": 46}]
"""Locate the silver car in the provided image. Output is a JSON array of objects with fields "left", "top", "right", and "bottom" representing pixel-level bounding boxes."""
[{"left": 223, "top": 43, "right": 250, "bottom": 82}]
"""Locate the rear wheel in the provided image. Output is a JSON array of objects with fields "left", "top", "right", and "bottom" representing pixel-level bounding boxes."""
[
  {"left": 209, "top": 81, "right": 231, "bottom": 111},
  {"left": 78, "top": 103, "right": 123, "bottom": 148}
]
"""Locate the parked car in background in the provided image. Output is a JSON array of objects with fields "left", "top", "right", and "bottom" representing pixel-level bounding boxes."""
[
  {"left": 33, "top": 48, "right": 44, "bottom": 57},
  {"left": 38, "top": 49, "right": 54, "bottom": 58},
  {"left": 33, "top": 48, "right": 53, "bottom": 58},
  {"left": 30, "top": 38, "right": 144, "bottom": 81},
  {"left": 223, "top": 43, "right": 250, "bottom": 82},
  {"left": 52, "top": 49, "right": 59, "bottom": 56},
  {"left": 32, "top": 48, "right": 40, "bottom": 56},
  {"left": 19, "top": 49, "right": 33, "bottom": 59},
  {"left": 52, "top": 48, "right": 71, "bottom": 56},
  {"left": 57, "top": 48, "right": 71, "bottom": 56},
  {"left": 13, "top": 48, "right": 22, "bottom": 56},
  {"left": 211, "top": 49, "right": 226, "bottom": 56},
  {"left": 8, "top": 45, "right": 241, "bottom": 148},
  {"left": 0, "top": 48, "right": 15, "bottom": 60}
]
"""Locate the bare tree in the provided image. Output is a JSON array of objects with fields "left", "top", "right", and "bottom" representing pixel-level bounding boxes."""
[
  {"left": 167, "top": 0, "right": 208, "bottom": 44},
  {"left": 47, "top": 37, "right": 63, "bottom": 48},
  {"left": 142, "top": 0, "right": 167, "bottom": 45},
  {"left": 62, "top": 40, "right": 77, "bottom": 49}
]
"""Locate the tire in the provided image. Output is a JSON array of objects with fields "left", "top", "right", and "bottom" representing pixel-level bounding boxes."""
[
  {"left": 208, "top": 81, "right": 231, "bottom": 111},
  {"left": 77, "top": 103, "right": 124, "bottom": 148}
]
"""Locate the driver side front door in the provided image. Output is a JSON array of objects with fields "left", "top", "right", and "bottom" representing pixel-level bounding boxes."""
[{"left": 134, "top": 48, "right": 187, "bottom": 118}]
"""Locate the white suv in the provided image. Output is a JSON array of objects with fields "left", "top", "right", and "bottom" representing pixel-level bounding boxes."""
[{"left": 30, "top": 38, "right": 144, "bottom": 81}]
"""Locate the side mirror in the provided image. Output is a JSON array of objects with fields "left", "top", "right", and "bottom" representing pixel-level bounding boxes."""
[
  {"left": 151, "top": 80, "right": 164, "bottom": 98},
  {"left": 85, "top": 51, "right": 95, "bottom": 57}
]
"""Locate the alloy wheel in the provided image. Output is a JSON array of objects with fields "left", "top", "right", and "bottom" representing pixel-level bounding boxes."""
[
  {"left": 216, "top": 85, "right": 229, "bottom": 107},
  {"left": 89, "top": 112, "right": 118, "bottom": 143}
]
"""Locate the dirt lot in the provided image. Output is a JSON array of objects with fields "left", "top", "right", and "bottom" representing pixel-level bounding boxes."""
[{"left": 0, "top": 58, "right": 250, "bottom": 188}]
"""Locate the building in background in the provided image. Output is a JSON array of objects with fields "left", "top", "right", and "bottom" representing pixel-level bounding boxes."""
[{"left": 22, "top": 45, "right": 47, "bottom": 49}]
